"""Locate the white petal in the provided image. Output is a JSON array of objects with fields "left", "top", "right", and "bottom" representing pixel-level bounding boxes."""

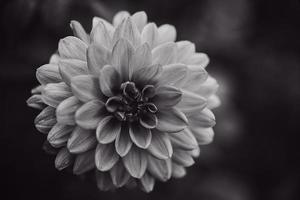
[
  {"left": 185, "top": 53, "right": 209, "bottom": 68},
  {"left": 156, "top": 63, "right": 187, "bottom": 87},
  {"left": 115, "top": 125, "right": 133, "bottom": 157},
  {"left": 58, "top": 36, "right": 87, "bottom": 61},
  {"left": 55, "top": 147, "right": 74, "bottom": 170},
  {"left": 36, "top": 64, "right": 62, "bottom": 85},
  {"left": 49, "top": 53, "right": 60, "bottom": 64},
  {"left": 131, "top": 11, "right": 147, "bottom": 32},
  {"left": 31, "top": 85, "right": 43, "bottom": 94},
  {"left": 42, "top": 82, "right": 72, "bottom": 108},
  {"left": 181, "top": 67, "right": 208, "bottom": 91},
  {"left": 27, "top": 94, "right": 45, "bottom": 110},
  {"left": 168, "top": 128, "right": 198, "bottom": 150},
  {"left": 131, "top": 64, "right": 162, "bottom": 86},
  {"left": 73, "top": 150, "right": 95, "bottom": 175},
  {"left": 111, "top": 38, "right": 134, "bottom": 82},
  {"left": 207, "top": 94, "right": 221, "bottom": 109},
  {"left": 70, "top": 20, "right": 90, "bottom": 44},
  {"left": 140, "top": 173, "right": 155, "bottom": 192},
  {"left": 188, "top": 108, "right": 216, "bottom": 128},
  {"left": 56, "top": 96, "right": 81, "bottom": 125},
  {"left": 71, "top": 75, "right": 104, "bottom": 102},
  {"left": 99, "top": 65, "right": 121, "bottom": 97},
  {"left": 176, "top": 41, "right": 195, "bottom": 62},
  {"left": 47, "top": 123, "right": 73, "bottom": 148},
  {"left": 90, "top": 20, "right": 112, "bottom": 49},
  {"left": 156, "top": 108, "right": 188, "bottom": 133},
  {"left": 129, "top": 43, "right": 152, "bottom": 78},
  {"left": 152, "top": 85, "right": 182, "bottom": 109},
  {"left": 92, "top": 17, "right": 115, "bottom": 36},
  {"left": 195, "top": 76, "right": 219, "bottom": 98},
  {"left": 147, "top": 130, "right": 173, "bottom": 159},
  {"left": 112, "top": 18, "right": 141, "bottom": 47},
  {"left": 67, "top": 126, "right": 97, "bottom": 154},
  {"left": 171, "top": 162, "right": 186, "bottom": 178},
  {"left": 95, "top": 171, "right": 115, "bottom": 191},
  {"left": 139, "top": 113, "right": 158, "bottom": 129},
  {"left": 157, "top": 24, "right": 176, "bottom": 45},
  {"left": 110, "top": 161, "right": 130, "bottom": 187},
  {"left": 147, "top": 155, "right": 172, "bottom": 181},
  {"left": 122, "top": 147, "right": 147, "bottom": 178},
  {"left": 96, "top": 116, "right": 121, "bottom": 144},
  {"left": 34, "top": 106, "right": 56, "bottom": 134},
  {"left": 75, "top": 100, "right": 106, "bottom": 129},
  {"left": 113, "top": 11, "right": 130, "bottom": 27},
  {"left": 189, "top": 127, "right": 214, "bottom": 145},
  {"left": 172, "top": 149, "right": 195, "bottom": 167},
  {"left": 176, "top": 90, "right": 207, "bottom": 115},
  {"left": 58, "top": 59, "right": 88, "bottom": 85},
  {"left": 191, "top": 146, "right": 201, "bottom": 158},
  {"left": 87, "top": 44, "right": 111, "bottom": 75},
  {"left": 129, "top": 123, "right": 152, "bottom": 149},
  {"left": 141, "top": 23, "right": 158, "bottom": 49},
  {"left": 152, "top": 42, "right": 177, "bottom": 65},
  {"left": 95, "top": 143, "right": 119, "bottom": 171}
]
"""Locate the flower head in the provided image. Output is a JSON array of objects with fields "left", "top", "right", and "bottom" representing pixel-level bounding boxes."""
[{"left": 27, "top": 11, "right": 220, "bottom": 192}]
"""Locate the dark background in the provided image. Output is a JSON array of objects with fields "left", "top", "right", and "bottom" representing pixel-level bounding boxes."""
[{"left": 1, "top": 0, "right": 300, "bottom": 199}]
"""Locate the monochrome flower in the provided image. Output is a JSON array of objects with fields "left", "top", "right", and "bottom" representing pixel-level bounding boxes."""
[{"left": 27, "top": 11, "right": 220, "bottom": 192}]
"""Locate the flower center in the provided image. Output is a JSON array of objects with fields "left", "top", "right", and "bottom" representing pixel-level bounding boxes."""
[{"left": 105, "top": 82, "right": 157, "bottom": 122}]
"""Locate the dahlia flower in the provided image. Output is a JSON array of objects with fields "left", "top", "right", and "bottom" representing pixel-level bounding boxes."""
[{"left": 27, "top": 11, "right": 220, "bottom": 192}]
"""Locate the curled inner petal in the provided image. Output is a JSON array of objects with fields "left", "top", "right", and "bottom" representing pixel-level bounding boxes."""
[{"left": 105, "top": 81, "right": 159, "bottom": 124}]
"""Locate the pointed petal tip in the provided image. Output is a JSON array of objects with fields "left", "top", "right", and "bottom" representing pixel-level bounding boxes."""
[
  {"left": 172, "top": 149, "right": 195, "bottom": 167},
  {"left": 47, "top": 123, "right": 73, "bottom": 148},
  {"left": 75, "top": 99, "right": 105, "bottom": 130},
  {"left": 147, "top": 131, "right": 173, "bottom": 160},
  {"left": 113, "top": 11, "right": 130, "bottom": 26},
  {"left": 140, "top": 173, "right": 155, "bottom": 192},
  {"left": 73, "top": 150, "right": 95, "bottom": 175},
  {"left": 27, "top": 95, "right": 45, "bottom": 110},
  {"left": 129, "top": 124, "right": 152, "bottom": 149},
  {"left": 156, "top": 108, "right": 188, "bottom": 133},
  {"left": 95, "top": 143, "right": 119, "bottom": 172},
  {"left": 147, "top": 156, "right": 172, "bottom": 182},
  {"left": 96, "top": 116, "right": 121, "bottom": 144},
  {"left": 36, "top": 64, "right": 61, "bottom": 85},
  {"left": 139, "top": 113, "right": 158, "bottom": 129},
  {"left": 58, "top": 36, "right": 87, "bottom": 61},
  {"left": 55, "top": 148, "right": 73, "bottom": 171},
  {"left": 122, "top": 147, "right": 147, "bottom": 179},
  {"left": 69, "top": 20, "right": 90, "bottom": 43},
  {"left": 115, "top": 126, "right": 133, "bottom": 157},
  {"left": 110, "top": 161, "right": 131, "bottom": 187},
  {"left": 172, "top": 163, "right": 186, "bottom": 178},
  {"left": 67, "top": 127, "right": 97, "bottom": 154},
  {"left": 112, "top": 17, "right": 141, "bottom": 47}
]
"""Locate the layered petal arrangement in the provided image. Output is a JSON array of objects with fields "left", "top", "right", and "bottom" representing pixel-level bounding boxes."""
[{"left": 27, "top": 11, "right": 220, "bottom": 192}]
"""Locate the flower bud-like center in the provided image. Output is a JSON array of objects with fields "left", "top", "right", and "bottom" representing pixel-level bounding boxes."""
[{"left": 105, "top": 82, "right": 157, "bottom": 122}]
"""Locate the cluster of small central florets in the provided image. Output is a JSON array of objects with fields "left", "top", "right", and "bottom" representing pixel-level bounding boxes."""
[
  {"left": 106, "top": 81, "right": 158, "bottom": 124},
  {"left": 27, "top": 11, "right": 220, "bottom": 192}
]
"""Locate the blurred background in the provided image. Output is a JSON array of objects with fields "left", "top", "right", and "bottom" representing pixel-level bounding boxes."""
[{"left": 1, "top": 0, "right": 300, "bottom": 199}]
